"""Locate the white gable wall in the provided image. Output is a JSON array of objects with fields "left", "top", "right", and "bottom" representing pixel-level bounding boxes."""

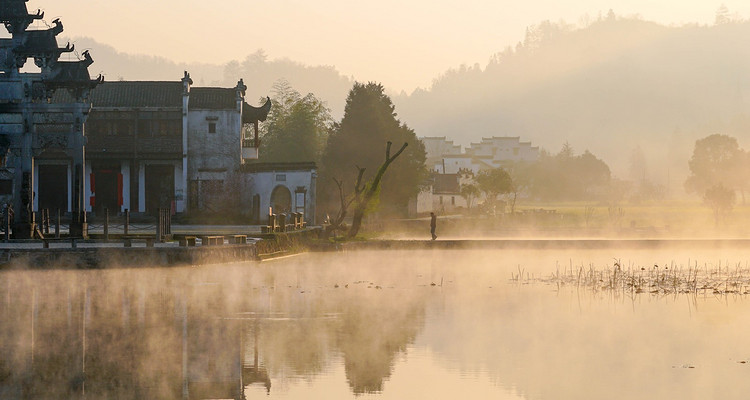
[{"left": 242, "top": 168, "right": 317, "bottom": 224}]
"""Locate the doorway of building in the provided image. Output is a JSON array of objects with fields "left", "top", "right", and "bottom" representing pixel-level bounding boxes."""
[
  {"left": 92, "top": 165, "right": 121, "bottom": 215},
  {"left": 38, "top": 164, "right": 68, "bottom": 213},
  {"left": 145, "top": 165, "right": 174, "bottom": 215},
  {"left": 270, "top": 185, "right": 291, "bottom": 215}
]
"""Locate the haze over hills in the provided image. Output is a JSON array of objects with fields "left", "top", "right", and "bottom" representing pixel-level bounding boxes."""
[
  {"left": 67, "top": 15, "right": 750, "bottom": 191},
  {"left": 64, "top": 37, "right": 353, "bottom": 114},
  {"left": 394, "top": 16, "right": 750, "bottom": 189}
]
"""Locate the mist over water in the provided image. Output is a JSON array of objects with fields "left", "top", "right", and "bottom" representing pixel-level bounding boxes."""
[{"left": 3, "top": 248, "right": 750, "bottom": 399}]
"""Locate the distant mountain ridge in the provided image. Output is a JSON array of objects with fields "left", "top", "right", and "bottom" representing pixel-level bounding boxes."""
[
  {"left": 66, "top": 37, "right": 353, "bottom": 117},
  {"left": 394, "top": 17, "right": 750, "bottom": 185}
]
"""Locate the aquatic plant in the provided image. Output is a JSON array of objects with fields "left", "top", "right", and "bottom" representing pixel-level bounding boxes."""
[{"left": 512, "top": 259, "right": 750, "bottom": 296}]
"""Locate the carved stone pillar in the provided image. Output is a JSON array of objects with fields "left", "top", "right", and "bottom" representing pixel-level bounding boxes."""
[
  {"left": 12, "top": 109, "right": 35, "bottom": 238},
  {"left": 69, "top": 108, "right": 87, "bottom": 238}
]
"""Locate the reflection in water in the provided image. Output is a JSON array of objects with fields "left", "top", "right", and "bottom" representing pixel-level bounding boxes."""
[
  {"left": 0, "top": 257, "right": 429, "bottom": 399},
  {"left": 338, "top": 289, "right": 424, "bottom": 394},
  {"left": 243, "top": 319, "right": 271, "bottom": 393},
  {"left": 2, "top": 248, "right": 750, "bottom": 399}
]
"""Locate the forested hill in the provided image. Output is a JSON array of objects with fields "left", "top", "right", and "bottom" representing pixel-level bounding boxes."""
[
  {"left": 63, "top": 37, "right": 353, "bottom": 115},
  {"left": 393, "top": 17, "right": 750, "bottom": 184}
]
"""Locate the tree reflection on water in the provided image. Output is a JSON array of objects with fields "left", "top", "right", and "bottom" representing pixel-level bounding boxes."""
[
  {"left": 0, "top": 262, "right": 428, "bottom": 399},
  {"left": 338, "top": 290, "right": 424, "bottom": 394},
  {"left": 5, "top": 249, "right": 750, "bottom": 399}
]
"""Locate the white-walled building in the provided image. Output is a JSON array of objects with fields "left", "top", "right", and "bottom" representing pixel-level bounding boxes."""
[
  {"left": 422, "top": 136, "right": 462, "bottom": 171},
  {"left": 186, "top": 85, "right": 246, "bottom": 213},
  {"left": 411, "top": 172, "right": 474, "bottom": 216},
  {"left": 466, "top": 136, "right": 539, "bottom": 166},
  {"left": 41, "top": 72, "right": 316, "bottom": 224},
  {"left": 414, "top": 135, "right": 537, "bottom": 216},
  {"left": 421, "top": 136, "right": 539, "bottom": 174},
  {"left": 240, "top": 162, "right": 317, "bottom": 224}
]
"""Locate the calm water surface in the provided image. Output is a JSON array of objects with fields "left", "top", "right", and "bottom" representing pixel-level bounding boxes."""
[{"left": 2, "top": 247, "right": 750, "bottom": 399}]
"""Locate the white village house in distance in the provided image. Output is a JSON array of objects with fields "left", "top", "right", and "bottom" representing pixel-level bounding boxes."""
[
  {"left": 413, "top": 136, "right": 539, "bottom": 215},
  {"left": 423, "top": 136, "right": 539, "bottom": 174}
]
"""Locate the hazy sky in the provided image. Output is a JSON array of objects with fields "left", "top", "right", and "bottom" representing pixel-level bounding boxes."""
[{"left": 17, "top": 1, "right": 750, "bottom": 92}]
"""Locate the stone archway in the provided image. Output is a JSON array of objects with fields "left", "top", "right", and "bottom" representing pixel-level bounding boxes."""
[{"left": 270, "top": 185, "right": 291, "bottom": 215}]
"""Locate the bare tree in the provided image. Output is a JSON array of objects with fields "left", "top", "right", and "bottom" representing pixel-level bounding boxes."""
[
  {"left": 327, "top": 167, "right": 365, "bottom": 235},
  {"left": 347, "top": 141, "right": 408, "bottom": 238}
]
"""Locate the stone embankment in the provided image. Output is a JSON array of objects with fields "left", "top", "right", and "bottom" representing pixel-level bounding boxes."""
[
  {"left": 0, "top": 229, "right": 320, "bottom": 269},
  {"left": 8, "top": 234, "right": 747, "bottom": 269},
  {"left": 313, "top": 238, "right": 750, "bottom": 251}
]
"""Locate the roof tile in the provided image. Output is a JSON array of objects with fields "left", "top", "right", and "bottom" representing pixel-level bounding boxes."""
[
  {"left": 189, "top": 87, "right": 236, "bottom": 110},
  {"left": 53, "top": 81, "right": 183, "bottom": 108}
]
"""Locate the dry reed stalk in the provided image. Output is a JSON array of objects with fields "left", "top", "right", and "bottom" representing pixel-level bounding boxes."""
[{"left": 515, "top": 259, "right": 750, "bottom": 297}]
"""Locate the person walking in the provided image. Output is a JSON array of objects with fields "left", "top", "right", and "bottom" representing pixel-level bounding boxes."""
[{"left": 430, "top": 212, "right": 437, "bottom": 240}]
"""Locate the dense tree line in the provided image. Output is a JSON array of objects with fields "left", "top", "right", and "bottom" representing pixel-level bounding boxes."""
[
  {"left": 512, "top": 143, "right": 611, "bottom": 202},
  {"left": 684, "top": 133, "right": 750, "bottom": 225},
  {"left": 258, "top": 79, "right": 332, "bottom": 164},
  {"left": 257, "top": 80, "right": 427, "bottom": 222},
  {"left": 475, "top": 168, "right": 514, "bottom": 212},
  {"left": 685, "top": 134, "right": 750, "bottom": 203},
  {"left": 258, "top": 80, "right": 621, "bottom": 224},
  {"left": 320, "top": 82, "right": 426, "bottom": 217}
]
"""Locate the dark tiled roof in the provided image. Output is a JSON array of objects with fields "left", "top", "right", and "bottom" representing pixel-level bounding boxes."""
[
  {"left": 53, "top": 81, "right": 183, "bottom": 108},
  {"left": 243, "top": 97, "right": 271, "bottom": 123},
  {"left": 241, "top": 161, "right": 317, "bottom": 173},
  {"left": 189, "top": 87, "right": 236, "bottom": 110},
  {"left": 53, "top": 81, "right": 242, "bottom": 110}
]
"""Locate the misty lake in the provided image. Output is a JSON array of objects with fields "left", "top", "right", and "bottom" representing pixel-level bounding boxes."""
[{"left": 3, "top": 246, "right": 750, "bottom": 399}]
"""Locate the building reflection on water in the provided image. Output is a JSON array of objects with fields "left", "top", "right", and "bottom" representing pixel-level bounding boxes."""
[
  {"left": 0, "top": 266, "right": 427, "bottom": 399},
  {"left": 243, "top": 319, "right": 271, "bottom": 394},
  {"left": 7, "top": 250, "right": 750, "bottom": 400}
]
